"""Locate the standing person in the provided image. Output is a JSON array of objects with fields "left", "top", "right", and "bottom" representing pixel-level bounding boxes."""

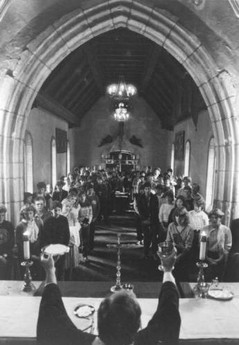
[
  {"left": 62, "top": 188, "right": 80, "bottom": 224},
  {"left": 20, "top": 192, "right": 34, "bottom": 212},
  {"left": 62, "top": 200, "right": 81, "bottom": 271},
  {"left": 78, "top": 191, "right": 93, "bottom": 263},
  {"left": 86, "top": 183, "right": 100, "bottom": 252},
  {"left": 16, "top": 206, "right": 43, "bottom": 280},
  {"left": 188, "top": 199, "right": 209, "bottom": 263},
  {"left": 52, "top": 180, "right": 68, "bottom": 202},
  {"left": 191, "top": 183, "right": 205, "bottom": 207},
  {"left": 201, "top": 208, "right": 232, "bottom": 281},
  {"left": 0, "top": 205, "right": 14, "bottom": 279},
  {"left": 37, "top": 248, "right": 180, "bottom": 345},
  {"left": 34, "top": 196, "right": 52, "bottom": 225},
  {"left": 95, "top": 175, "right": 110, "bottom": 224},
  {"left": 168, "top": 195, "right": 187, "bottom": 226},
  {"left": 34, "top": 182, "right": 52, "bottom": 210},
  {"left": 133, "top": 185, "right": 144, "bottom": 245},
  {"left": 166, "top": 209, "right": 194, "bottom": 281},
  {"left": 138, "top": 182, "right": 159, "bottom": 259},
  {"left": 40, "top": 201, "right": 70, "bottom": 280},
  {"left": 177, "top": 177, "right": 193, "bottom": 211},
  {"left": 158, "top": 191, "right": 175, "bottom": 241}
]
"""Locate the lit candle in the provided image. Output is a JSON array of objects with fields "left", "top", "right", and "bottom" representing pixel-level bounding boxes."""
[
  {"left": 199, "top": 232, "right": 207, "bottom": 261},
  {"left": 23, "top": 232, "right": 30, "bottom": 260}
]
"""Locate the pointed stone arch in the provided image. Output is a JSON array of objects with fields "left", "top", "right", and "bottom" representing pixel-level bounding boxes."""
[{"left": 0, "top": 0, "right": 238, "bottom": 224}]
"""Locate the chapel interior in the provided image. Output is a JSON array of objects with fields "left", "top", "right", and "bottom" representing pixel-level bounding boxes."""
[{"left": 1, "top": 0, "right": 239, "bottom": 342}]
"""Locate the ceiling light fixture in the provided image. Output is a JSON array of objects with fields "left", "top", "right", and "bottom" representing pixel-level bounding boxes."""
[
  {"left": 106, "top": 76, "right": 137, "bottom": 101},
  {"left": 113, "top": 102, "right": 129, "bottom": 122},
  {"left": 106, "top": 76, "right": 137, "bottom": 122}
]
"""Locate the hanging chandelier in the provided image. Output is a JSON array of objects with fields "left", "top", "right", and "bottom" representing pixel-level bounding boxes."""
[
  {"left": 106, "top": 76, "right": 137, "bottom": 122},
  {"left": 106, "top": 76, "right": 137, "bottom": 101},
  {"left": 113, "top": 102, "right": 129, "bottom": 122}
]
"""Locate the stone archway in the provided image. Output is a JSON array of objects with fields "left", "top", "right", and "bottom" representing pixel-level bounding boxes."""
[{"left": 0, "top": 1, "right": 238, "bottom": 224}]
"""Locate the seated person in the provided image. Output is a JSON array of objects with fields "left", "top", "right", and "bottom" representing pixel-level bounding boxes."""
[
  {"left": 201, "top": 208, "right": 232, "bottom": 281},
  {"left": 0, "top": 205, "right": 14, "bottom": 279},
  {"left": 37, "top": 249, "right": 180, "bottom": 345}
]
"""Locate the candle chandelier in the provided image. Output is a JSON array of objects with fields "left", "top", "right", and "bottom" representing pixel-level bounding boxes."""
[
  {"left": 114, "top": 102, "right": 129, "bottom": 122},
  {"left": 106, "top": 76, "right": 137, "bottom": 122}
]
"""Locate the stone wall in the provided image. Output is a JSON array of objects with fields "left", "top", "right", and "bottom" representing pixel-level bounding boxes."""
[
  {"left": 70, "top": 96, "right": 173, "bottom": 172},
  {"left": 173, "top": 109, "right": 213, "bottom": 198},
  {"left": 26, "top": 107, "right": 70, "bottom": 190}
]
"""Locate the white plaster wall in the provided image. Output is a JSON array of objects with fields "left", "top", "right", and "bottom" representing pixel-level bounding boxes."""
[
  {"left": 70, "top": 96, "right": 173, "bottom": 171},
  {"left": 173, "top": 109, "right": 213, "bottom": 197},
  {"left": 26, "top": 107, "right": 70, "bottom": 190}
]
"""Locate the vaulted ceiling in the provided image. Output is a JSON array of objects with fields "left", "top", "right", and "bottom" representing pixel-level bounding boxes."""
[{"left": 39, "top": 27, "right": 205, "bottom": 130}]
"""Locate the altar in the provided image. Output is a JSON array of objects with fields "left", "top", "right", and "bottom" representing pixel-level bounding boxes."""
[{"left": 0, "top": 281, "right": 238, "bottom": 344}]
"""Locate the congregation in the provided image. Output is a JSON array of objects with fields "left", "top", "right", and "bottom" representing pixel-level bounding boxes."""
[{"left": 0, "top": 165, "right": 236, "bottom": 283}]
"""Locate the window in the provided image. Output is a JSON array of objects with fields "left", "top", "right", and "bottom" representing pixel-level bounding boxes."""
[
  {"left": 184, "top": 140, "right": 191, "bottom": 176},
  {"left": 67, "top": 141, "right": 71, "bottom": 174},
  {"left": 51, "top": 137, "right": 57, "bottom": 190},
  {"left": 171, "top": 144, "right": 175, "bottom": 171},
  {"left": 205, "top": 138, "right": 216, "bottom": 211}
]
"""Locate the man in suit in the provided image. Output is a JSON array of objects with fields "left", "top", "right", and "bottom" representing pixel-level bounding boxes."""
[
  {"left": 40, "top": 201, "right": 70, "bottom": 280},
  {"left": 37, "top": 248, "right": 180, "bottom": 345},
  {"left": 137, "top": 182, "right": 159, "bottom": 259}
]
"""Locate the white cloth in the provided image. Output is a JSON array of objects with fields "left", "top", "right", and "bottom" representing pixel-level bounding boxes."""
[
  {"left": 188, "top": 210, "right": 208, "bottom": 230},
  {"left": 26, "top": 220, "right": 39, "bottom": 243},
  {"left": 159, "top": 203, "right": 174, "bottom": 223},
  {"left": 1, "top": 295, "right": 239, "bottom": 339}
]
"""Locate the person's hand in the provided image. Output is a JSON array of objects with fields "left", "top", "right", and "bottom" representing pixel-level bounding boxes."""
[
  {"left": 40, "top": 253, "right": 55, "bottom": 271},
  {"left": 159, "top": 247, "right": 177, "bottom": 272}
]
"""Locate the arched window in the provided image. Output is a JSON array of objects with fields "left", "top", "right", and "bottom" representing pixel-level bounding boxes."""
[
  {"left": 171, "top": 144, "right": 175, "bottom": 171},
  {"left": 24, "top": 132, "right": 33, "bottom": 193},
  {"left": 184, "top": 140, "right": 191, "bottom": 176},
  {"left": 205, "top": 137, "right": 216, "bottom": 211},
  {"left": 51, "top": 138, "right": 57, "bottom": 190},
  {"left": 67, "top": 141, "right": 71, "bottom": 174}
]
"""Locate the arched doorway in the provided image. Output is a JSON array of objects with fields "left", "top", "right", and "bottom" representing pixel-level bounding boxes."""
[{"left": 0, "top": 1, "right": 238, "bottom": 223}]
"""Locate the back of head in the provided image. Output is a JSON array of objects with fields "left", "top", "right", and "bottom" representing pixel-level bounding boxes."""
[{"left": 98, "top": 291, "right": 141, "bottom": 345}]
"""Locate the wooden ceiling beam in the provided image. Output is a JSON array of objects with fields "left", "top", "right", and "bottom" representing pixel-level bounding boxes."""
[
  {"left": 83, "top": 43, "right": 105, "bottom": 95},
  {"left": 146, "top": 88, "right": 171, "bottom": 115},
  {"left": 140, "top": 46, "right": 162, "bottom": 93},
  {"left": 43, "top": 50, "right": 84, "bottom": 96},
  {"left": 149, "top": 77, "right": 172, "bottom": 107},
  {"left": 145, "top": 95, "right": 172, "bottom": 129},
  {"left": 73, "top": 92, "right": 99, "bottom": 117},
  {"left": 68, "top": 82, "right": 97, "bottom": 111},
  {"left": 55, "top": 62, "right": 89, "bottom": 100},
  {"left": 59, "top": 71, "right": 93, "bottom": 106}
]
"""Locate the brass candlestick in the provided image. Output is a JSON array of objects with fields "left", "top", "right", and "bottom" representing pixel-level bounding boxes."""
[
  {"left": 107, "top": 233, "right": 123, "bottom": 292},
  {"left": 21, "top": 260, "right": 36, "bottom": 292},
  {"left": 193, "top": 261, "right": 209, "bottom": 298}
]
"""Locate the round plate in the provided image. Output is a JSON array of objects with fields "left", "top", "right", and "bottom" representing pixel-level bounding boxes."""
[
  {"left": 74, "top": 304, "right": 95, "bottom": 318},
  {"left": 44, "top": 244, "right": 70, "bottom": 256},
  {"left": 208, "top": 289, "right": 233, "bottom": 301}
]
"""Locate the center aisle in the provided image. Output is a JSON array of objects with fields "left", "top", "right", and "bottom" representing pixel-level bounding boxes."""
[{"left": 70, "top": 212, "right": 163, "bottom": 282}]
